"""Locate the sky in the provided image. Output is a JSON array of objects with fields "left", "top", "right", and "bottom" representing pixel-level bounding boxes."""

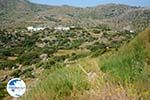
[{"left": 29, "top": 0, "right": 150, "bottom": 7}]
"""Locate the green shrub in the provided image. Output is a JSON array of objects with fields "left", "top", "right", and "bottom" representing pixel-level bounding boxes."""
[
  {"left": 42, "top": 58, "right": 56, "bottom": 69},
  {"left": 10, "top": 69, "right": 21, "bottom": 77},
  {"left": 17, "top": 51, "right": 40, "bottom": 65},
  {"left": 96, "top": 24, "right": 111, "bottom": 31},
  {"left": 70, "top": 39, "right": 83, "bottom": 49},
  {"left": 23, "top": 34, "right": 38, "bottom": 47},
  {"left": 69, "top": 53, "right": 89, "bottom": 61},
  {"left": 110, "top": 40, "right": 122, "bottom": 48},
  {"left": 88, "top": 42, "right": 106, "bottom": 52},
  {"left": 42, "top": 47, "right": 57, "bottom": 54},
  {"left": 0, "top": 60, "right": 17, "bottom": 70},
  {"left": 40, "top": 55, "right": 69, "bottom": 69},
  {"left": 91, "top": 49, "right": 107, "bottom": 57},
  {"left": 0, "top": 82, "right": 7, "bottom": 98},
  {"left": 0, "top": 49, "right": 12, "bottom": 56}
]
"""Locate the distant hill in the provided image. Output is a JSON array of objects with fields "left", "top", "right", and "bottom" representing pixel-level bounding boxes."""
[
  {"left": 0, "top": 0, "right": 51, "bottom": 28},
  {"left": 102, "top": 8, "right": 150, "bottom": 32},
  {"left": 0, "top": 0, "right": 7, "bottom": 8},
  {"left": 0, "top": 0, "right": 150, "bottom": 32}
]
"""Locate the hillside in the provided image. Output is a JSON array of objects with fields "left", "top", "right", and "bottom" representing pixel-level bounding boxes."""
[
  {"left": 20, "top": 29, "right": 150, "bottom": 100},
  {"left": 0, "top": 0, "right": 150, "bottom": 32},
  {"left": 100, "top": 28, "right": 150, "bottom": 100},
  {"left": 0, "top": 0, "right": 49, "bottom": 28},
  {"left": 0, "top": 21, "right": 138, "bottom": 99},
  {"left": 107, "top": 8, "right": 150, "bottom": 32}
]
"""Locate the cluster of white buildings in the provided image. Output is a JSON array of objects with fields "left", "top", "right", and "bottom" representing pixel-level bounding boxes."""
[
  {"left": 27, "top": 26, "right": 46, "bottom": 32},
  {"left": 54, "top": 26, "right": 76, "bottom": 31},
  {"left": 27, "top": 25, "right": 76, "bottom": 32}
]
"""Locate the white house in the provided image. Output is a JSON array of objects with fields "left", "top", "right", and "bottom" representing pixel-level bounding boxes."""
[
  {"left": 27, "top": 26, "right": 34, "bottom": 31},
  {"left": 70, "top": 26, "right": 75, "bottom": 29},
  {"left": 129, "top": 30, "right": 134, "bottom": 33},
  {"left": 54, "top": 26, "right": 70, "bottom": 31}
]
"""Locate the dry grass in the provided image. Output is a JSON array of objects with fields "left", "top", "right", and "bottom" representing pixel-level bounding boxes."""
[{"left": 20, "top": 56, "right": 135, "bottom": 100}]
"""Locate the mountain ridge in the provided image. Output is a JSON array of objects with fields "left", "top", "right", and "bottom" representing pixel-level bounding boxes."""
[{"left": 0, "top": 0, "right": 150, "bottom": 32}]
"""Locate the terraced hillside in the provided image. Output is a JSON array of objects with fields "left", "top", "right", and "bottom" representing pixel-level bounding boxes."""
[
  {"left": 0, "top": 25, "right": 137, "bottom": 99},
  {"left": 20, "top": 29, "right": 150, "bottom": 100}
]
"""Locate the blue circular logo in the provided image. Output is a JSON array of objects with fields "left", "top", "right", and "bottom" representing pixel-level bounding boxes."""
[{"left": 7, "top": 78, "right": 26, "bottom": 97}]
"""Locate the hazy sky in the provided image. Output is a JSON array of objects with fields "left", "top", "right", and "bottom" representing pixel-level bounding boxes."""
[{"left": 29, "top": 0, "right": 150, "bottom": 7}]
